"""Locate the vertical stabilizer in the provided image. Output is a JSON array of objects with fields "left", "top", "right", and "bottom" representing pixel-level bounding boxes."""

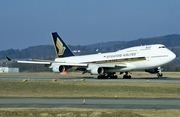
[{"left": 51, "top": 32, "right": 75, "bottom": 57}]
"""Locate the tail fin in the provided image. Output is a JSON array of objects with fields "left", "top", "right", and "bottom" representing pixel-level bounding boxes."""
[{"left": 51, "top": 32, "right": 75, "bottom": 57}]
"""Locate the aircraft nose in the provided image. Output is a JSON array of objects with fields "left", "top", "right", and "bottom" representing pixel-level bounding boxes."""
[{"left": 170, "top": 51, "right": 176, "bottom": 60}]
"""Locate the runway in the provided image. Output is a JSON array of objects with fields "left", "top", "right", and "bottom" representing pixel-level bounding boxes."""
[
  {"left": 0, "top": 72, "right": 180, "bottom": 83},
  {"left": 1, "top": 97, "right": 180, "bottom": 109}
]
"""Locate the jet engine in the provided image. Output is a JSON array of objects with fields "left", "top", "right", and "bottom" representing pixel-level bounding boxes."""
[
  {"left": 87, "top": 64, "right": 104, "bottom": 75},
  {"left": 90, "top": 67, "right": 104, "bottom": 75},
  {"left": 52, "top": 65, "right": 65, "bottom": 73}
]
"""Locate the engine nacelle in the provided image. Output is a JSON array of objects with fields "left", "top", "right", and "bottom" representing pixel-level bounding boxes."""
[
  {"left": 52, "top": 65, "right": 65, "bottom": 73},
  {"left": 90, "top": 67, "right": 104, "bottom": 75},
  {"left": 145, "top": 68, "right": 159, "bottom": 74}
]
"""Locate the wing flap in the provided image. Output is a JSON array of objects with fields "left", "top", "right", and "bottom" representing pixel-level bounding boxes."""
[
  {"left": 55, "top": 63, "right": 127, "bottom": 68},
  {"left": 49, "top": 62, "right": 88, "bottom": 68},
  {"left": 95, "top": 63, "right": 127, "bottom": 68},
  {"left": 18, "top": 60, "right": 88, "bottom": 66},
  {"left": 115, "top": 63, "right": 127, "bottom": 67}
]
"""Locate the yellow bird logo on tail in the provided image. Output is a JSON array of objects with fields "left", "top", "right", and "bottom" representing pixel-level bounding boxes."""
[{"left": 56, "top": 37, "right": 66, "bottom": 56}]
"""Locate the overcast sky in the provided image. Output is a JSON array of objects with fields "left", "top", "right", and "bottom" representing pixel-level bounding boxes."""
[{"left": 1, "top": 0, "right": 180, "bottom": 50}]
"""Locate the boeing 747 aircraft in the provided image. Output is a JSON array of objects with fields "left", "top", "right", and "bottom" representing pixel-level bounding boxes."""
[{"left": 6, "top": 32, "right": 176, "bottom": 79}]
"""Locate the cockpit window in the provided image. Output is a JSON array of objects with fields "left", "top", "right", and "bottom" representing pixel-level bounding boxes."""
[{"left": 159, "top": 46, "right": 166, "bottom": 48}]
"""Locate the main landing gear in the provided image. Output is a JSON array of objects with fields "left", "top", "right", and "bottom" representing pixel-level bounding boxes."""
[
  {"left": 97, "top": 73, "right": 118, "bottom": 79},
  {"left": 123, "top": 72, "right": 131, "bottom": 79}
]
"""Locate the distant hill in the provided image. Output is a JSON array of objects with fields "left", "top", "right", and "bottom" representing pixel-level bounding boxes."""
[
  {"left": 1, "top": 34, "right": 180, "bottom": 60},
  {"left": 87, "top": 34, "right": 180, "bottom": 49},
  {"left": 0, "top": 45, "right": 55, "bottom": 60},
  {"left": 114, "top": 34, "right": 180, "bottom": 49}
]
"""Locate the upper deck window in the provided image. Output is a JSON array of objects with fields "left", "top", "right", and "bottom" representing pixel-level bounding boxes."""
[{"left": 159, "top": 46, "right": 166, "bottom": 48}]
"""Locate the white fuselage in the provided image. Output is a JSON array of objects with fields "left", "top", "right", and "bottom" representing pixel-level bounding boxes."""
[{"left": 54, "top": 44, "right": 176, "bottom": 72}]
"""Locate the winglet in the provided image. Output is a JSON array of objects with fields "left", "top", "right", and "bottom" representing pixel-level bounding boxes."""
[
  {"left": 5, "top": 56, "right": 11, "bottom": 61},
  {"left": 51, "top": 32, "right": 75, "bottom": 57}
]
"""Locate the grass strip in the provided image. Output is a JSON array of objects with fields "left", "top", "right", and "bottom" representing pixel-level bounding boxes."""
[
  {"left": 0, "top": 108, "right": 179, "bottom": 117},
  {"left": 0, "top": 80, "right": 180, "bottom": 98}
]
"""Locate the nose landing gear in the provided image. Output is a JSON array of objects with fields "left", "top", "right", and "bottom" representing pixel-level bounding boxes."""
[
  {"left": 157, "top": 67, "right": 163, "bottom": 78},
  {"left": 123, "top": 72, "right": 131, "bottom": 79}
]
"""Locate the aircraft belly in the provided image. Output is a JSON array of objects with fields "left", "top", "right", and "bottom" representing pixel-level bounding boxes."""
[
  {"left": 105, "top": 68, "right": 121, "bottom": 72},
  {"left": 106, "top": 63, "right": 136, "bottom": 72},
  {"left": 105, "top": 68, "right": 134, "bottom": 72},
  {"left": 132, "top": 59, "right": 164, "bottom": 70}
]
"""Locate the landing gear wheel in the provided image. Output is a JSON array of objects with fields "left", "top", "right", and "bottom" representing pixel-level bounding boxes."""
[
  {"left": 97, "top": 73, "right": 118, "bottom": 79},
  {"left": 110, "top": 75, "right": 118, "bottom": 79},
  {"left": 157, "top": 73, "right": 163, "bottom": 78},
  {"left": 123, "top": 72, "right": 131, "bottom": 79},
  {"left": 107, "top": 73, "right": 118, "bottom": 79},
  {"left": 123, "top": 75, "right": 131, "bottom": 79}
]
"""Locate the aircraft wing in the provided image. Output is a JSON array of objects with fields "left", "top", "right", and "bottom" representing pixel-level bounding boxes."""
[
  {"left": 5, "top": 56, "right": 127, "bottom": 69},
  {"left": 5, "top": 56, "right": 88, "bottom": 66},
  {"left": 6, "top": 56, "right": 127, "bottom": 67},
  {"left": 17, "top": 60, "right": 51, "bottom": 64},
  {"left": 5, "top": 56, "right": 52, "bottom": 65}
]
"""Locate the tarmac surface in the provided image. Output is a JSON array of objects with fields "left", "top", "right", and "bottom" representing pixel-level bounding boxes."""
[
  {"left": 1, "top": 97, "right": 180, "bottom": 109},
  {"left": 0, "top": 72, "right": 180, "bottom": 83},
  {"left": 0, "top": 72, "right": 180, "bottom": 109}
]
